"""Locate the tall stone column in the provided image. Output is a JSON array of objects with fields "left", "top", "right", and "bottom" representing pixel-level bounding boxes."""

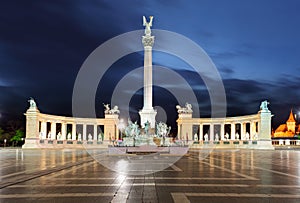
[
  {"left": 199, "top": 124, "right": 203, "bottom": 141},
  {"left": 83, "top": 124, "right": 87, "bottom": 140},
  {"left": 177, "top": 124, "right": 181, "bottom": 139},
  {"left": 23, "top": 101, "right": 40, "bottom": 148},
  {"left": 41, "top": 121, "right": 47, "bottom": 139},
  {"left": 231, "top": 123, "right": 235, "bottom": 140},
  {"left": 93, "top": 125, "right": 97, "bottom": 140},
  {"left": 51, "top": 122, "right": 56, "bottom": 140},
  {"left": 72, "top": 123, "right": 77, "bottom": 140},
  {"left": 220, "top": 124, "right": 225, "bottom": 140},
  {"left": 61, "top": 123, "right": 67, "bottom": 140},
  {"left": 139, "top": 16, "right": 157, "bottom": 128},
  {"left": 240, "top": 122, "right": 244, "bottom": 140},
  {"left": 209, "top": 124, "right": 214, "bottom": 141}
]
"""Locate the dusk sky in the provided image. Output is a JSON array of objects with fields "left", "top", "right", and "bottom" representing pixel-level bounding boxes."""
[{"left": 1, "top": 0, "right": 300, "bottom": 130}]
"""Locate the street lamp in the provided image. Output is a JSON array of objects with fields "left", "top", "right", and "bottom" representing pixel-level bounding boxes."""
[{"left": 4, "top": 139, "right": 6, "bottom": 147}]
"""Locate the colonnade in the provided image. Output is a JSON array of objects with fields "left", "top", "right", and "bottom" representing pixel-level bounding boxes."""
[
  {"left": 177, "top": 114, "right": 260, "bottom": 141},
  {"left": 191, "top": 120, "right": 259, "bottom": 141},
  {"left": 23, "top": 105, "right": 119, "bottom": 148},
  {"left": 39, "top": 121, "right": 106, "bottom": 141},
  {"left": 176, "top": 102, "right": 274, "bottom": 149}
]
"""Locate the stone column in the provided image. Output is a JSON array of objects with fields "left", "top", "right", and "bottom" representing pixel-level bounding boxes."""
[
  {"left": 83, "top": 124, "right": 87, "bottom": 140},
  {"left": 41, "top": 121, "right": 47, "bottom": 139},
  {"left": 220, "top": 124, "right": 225, "bottom": 140},
  {"left": 72, "top": 123, "right": 77, "bottom": 140},
  {"left": 51, "top": 122, "right": 56, "bottom": 140},
  {"left": 240, "top": 122, "right": 244, "bottom": 140},
  {"left": 139, "top": 16, "right": 157, "bottom": 128},
  {"left": 199, "top": 124, "right": 203, "bottom": 141},
  {"left": 61, "top": 123, "right": 67, "bottom": 140},
  {"left": 209, "top": 124, "right": 214, "bottom": 141},
  {"left": 231, "top": 123, "right": 235, "bottom": 140},
  {"left": 177, "top": 124, "right": 181, "bottom": 139},
  {"left": 93, "top": 125, "right": 97, "bottom": 140}
]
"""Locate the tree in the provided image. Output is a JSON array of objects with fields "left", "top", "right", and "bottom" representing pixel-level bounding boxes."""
[
  {"left": 10, "top": 129, "right": 25, "bottom": 146},
  {"left": 0, "top": 127, "right": 4, "bottom": 137}
]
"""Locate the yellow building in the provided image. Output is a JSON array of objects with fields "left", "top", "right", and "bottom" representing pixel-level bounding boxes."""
[{"left": 273, "top": 110, "right": 300, "bottom": 138}]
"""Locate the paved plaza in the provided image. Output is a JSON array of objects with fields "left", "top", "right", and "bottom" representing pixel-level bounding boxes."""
[{"left": 1, "top": 148, "right": 300, "bottom": 202}]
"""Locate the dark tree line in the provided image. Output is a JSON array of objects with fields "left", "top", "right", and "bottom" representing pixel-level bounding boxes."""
[{"left": 0, "top": 120, "right": 25, "bottom": 147}]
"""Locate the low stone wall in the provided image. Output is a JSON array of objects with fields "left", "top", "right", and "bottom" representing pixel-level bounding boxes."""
[{"left": 191, "top": 140, "right": 274, "bottom": 149}]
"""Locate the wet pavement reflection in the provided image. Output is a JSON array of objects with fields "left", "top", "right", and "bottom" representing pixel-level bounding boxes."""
[{"left": 1, "top": 148, "right": 300, "bottom": 202}]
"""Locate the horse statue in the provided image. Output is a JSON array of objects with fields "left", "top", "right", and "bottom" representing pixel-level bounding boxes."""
[
  {"left": 103, "top": 104, "right": 120, "bottom": 114},
  {"left": 110, "top": 106, "right": 120, "bottom": 114},
  {"left": 176, "top": 102, "right": 193, "bottom": 114},
  {"left": 103, "top": 103, "right": 110, "bottom": 114}
]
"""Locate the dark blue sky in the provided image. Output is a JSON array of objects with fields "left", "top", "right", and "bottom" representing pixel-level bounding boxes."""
[{"left": 1, "top": 0, "right": 300, "bottom": 129}]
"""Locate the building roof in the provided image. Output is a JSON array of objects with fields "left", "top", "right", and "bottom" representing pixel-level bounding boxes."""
[
  {"left": 287, "top": 109, "right": 296, "bottom": 123},
  {"left": 275, "top": 124, "right": 287, "bottom": 132}
]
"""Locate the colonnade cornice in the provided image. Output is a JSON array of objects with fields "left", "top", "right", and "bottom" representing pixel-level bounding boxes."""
[{"left": 37, "top": 112, "right": 111, "bottom": 125}]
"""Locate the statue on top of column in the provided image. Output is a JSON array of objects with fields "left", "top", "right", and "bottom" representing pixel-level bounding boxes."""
[
  {"left": 143, "top": 16, "right": 153, "bottom": 36},
  {"left": 260, "top": 100, "right": 270, "bottom": 112},
  {"left": 28, "top": 97, "right": 37, "bottom": 108},
  {"left": 176, "top": 103, "right": 193, "bottom": 114},
  {"left": 103, "top": 103, "right": 120, "bottom": 114}
]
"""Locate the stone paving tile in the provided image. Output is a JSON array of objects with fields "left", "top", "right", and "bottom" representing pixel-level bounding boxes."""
[{"left": 1, "top": 149, "right": 300, "bottom": 202}]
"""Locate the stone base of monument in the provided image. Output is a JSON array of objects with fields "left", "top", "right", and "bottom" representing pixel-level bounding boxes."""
[
  {"left": 255, "top": 140, "right": 274, "bottom": 150},
  {"left": 127, "top": 145, "right": 169, "bottom": 154},
  {"left": 108, "top": 145, "right": 189, "bottom": 156},
  {"left": 22, "top": 138, "right": 40, "bottom": 149},
  {"left": 190, "top": 140, "right": 274, "bottom": 150}
]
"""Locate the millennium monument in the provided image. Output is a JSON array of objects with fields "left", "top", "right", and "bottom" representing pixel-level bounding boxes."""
[
  {"left": 138, "top": 16, "right": 157, "bottom": 129},
  {"left": 23, "top": 16, "right": 274, "bottom": 149}
]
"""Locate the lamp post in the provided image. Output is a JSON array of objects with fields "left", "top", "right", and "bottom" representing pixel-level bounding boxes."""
[{"left": 4, "top": 139, "right": 6, "bottom": 148}]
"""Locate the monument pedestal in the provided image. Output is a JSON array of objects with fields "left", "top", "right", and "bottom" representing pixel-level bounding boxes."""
[
  {"left": 23, "top": 106, "right": 40, "bottom": 149},
  {"left": 139, "top": 108, "right": 157, "bottom": 128},
  {"left": 256, "top": 140, "right": 274, "bottom": 150}
]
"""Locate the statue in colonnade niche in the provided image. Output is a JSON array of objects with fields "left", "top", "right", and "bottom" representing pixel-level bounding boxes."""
[
  {"left": 78, "top": 133, "right": 82, "bottom": 141},
  {"left": 98, "top": 133, "right": 103, "bottom": 142},
  {"left": 57, "top": 132, "right": 62, "bottom": 140},
  {"left": 67, "top": 132, "right": 71, "bottom": 140},
  {"left": 194, "top": 133, "right": 198, "bottom": 141},
  {"left": 253, "top": 132, "right": 258, "bottom": 140},
  {"left": 245, "top": 132, "right": 250, "bottom": 140},
  {"left": 215, "top": 133, "right": 219, "bottom": 141},
  {"left": 235, "top": 132, "right": 240, "bottom": 140},
  {"left": 224, "top": 133, "right": 229, "bottom": 140},
  {"left": 204, "top": 133, "right": 209, "bottom": 141},
  {"left": 88, "top": 133, "right": 92, "bottom": 141}
]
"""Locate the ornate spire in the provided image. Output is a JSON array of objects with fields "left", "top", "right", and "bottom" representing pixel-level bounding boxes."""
[{"left": 287, "top": 109, "right": 296, "bottom": 123}]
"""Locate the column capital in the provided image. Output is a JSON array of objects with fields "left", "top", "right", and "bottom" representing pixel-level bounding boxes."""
[{"left": 142, "top": 36, "right": 155, "bottom": 47}]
